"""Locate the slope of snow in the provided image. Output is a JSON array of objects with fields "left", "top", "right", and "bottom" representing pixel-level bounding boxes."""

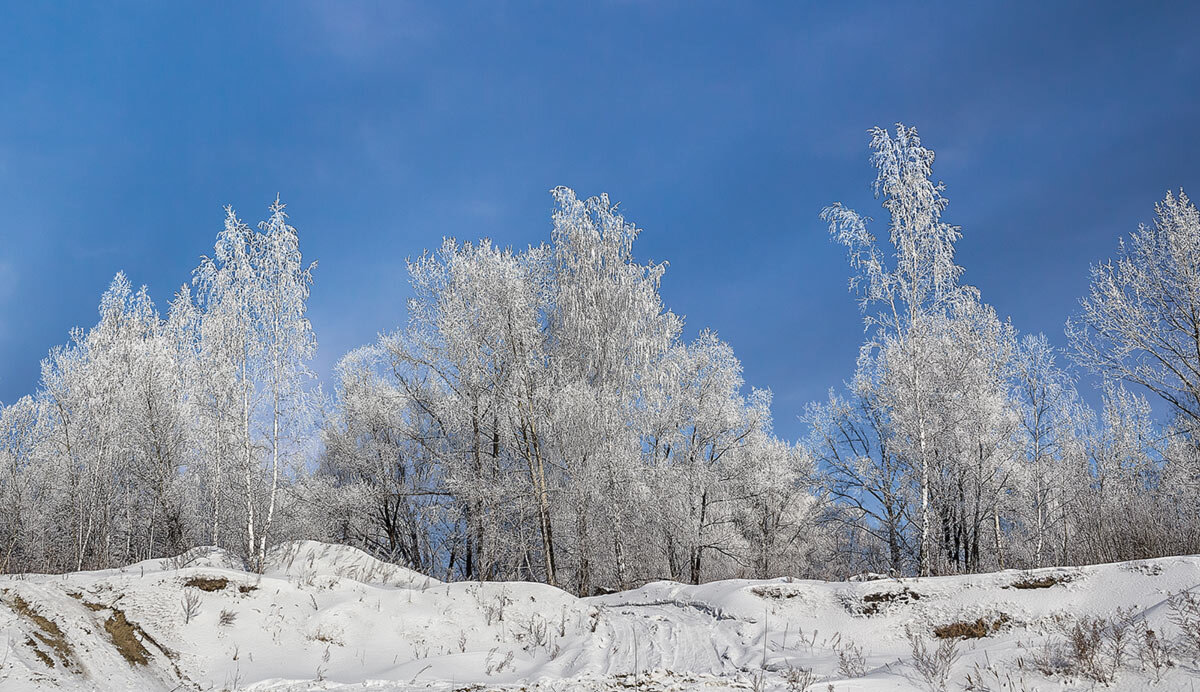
[{"left": 0, "top": 543, "right": 1197, "bottom": 691}]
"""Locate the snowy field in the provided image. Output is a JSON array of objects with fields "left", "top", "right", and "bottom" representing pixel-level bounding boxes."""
[{"left": 0, "top": 542, "right": 1197, "bottom": 691}]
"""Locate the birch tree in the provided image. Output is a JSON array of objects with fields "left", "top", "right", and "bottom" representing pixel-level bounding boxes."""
[
  {"left": 194, "top": 208, "right": 263, "bottom": 562},
  {"left": 192, "top": 200, "right": 316, "bottom": 568},
  {"left": 254, "top": 198, "right": 317, "bottom": 568},
  {"left": 822, "top": 124, "right": 965, "bottom": 575}
]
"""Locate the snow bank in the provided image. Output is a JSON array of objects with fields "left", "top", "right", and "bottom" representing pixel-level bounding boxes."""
[
  {"left": 263, "top": 540, "right": 438, "bottom": 588},
  {"left": 0, "top": 543, "right": 1197, "bottom": 690}
]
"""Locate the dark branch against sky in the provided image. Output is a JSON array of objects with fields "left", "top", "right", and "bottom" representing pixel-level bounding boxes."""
[{"left": 1, "top": 2, "right": 1197, "bottom": 440}]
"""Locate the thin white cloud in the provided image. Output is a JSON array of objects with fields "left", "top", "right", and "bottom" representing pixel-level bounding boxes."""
[{"left": 297, "top": 2, "right": 440, "bottom": 66}]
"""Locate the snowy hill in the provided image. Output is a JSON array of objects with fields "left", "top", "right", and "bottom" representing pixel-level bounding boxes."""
[{"left": 1, "top": 541, "right": 1198, "bottom": 691}]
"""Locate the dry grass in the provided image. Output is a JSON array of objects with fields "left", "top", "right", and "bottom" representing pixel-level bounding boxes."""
[
  {"left": 1031, "top": 611, "right": 1136, "bottom": 684},
  {"left": 907, "top": 625, "right": 961, "bottom": 690},
  {"left": 309, "top": 627, "right": 344, "bottom": 646},
  {"left": 858, "top": 587, "right": 922, "bottom": 615},
  {"left": 183, "top": 576, "right": 229, "bottom": 592},
  {"left": 104, "top": 609, "right": 152, "bottom": 666},
  {"left": 1008, "top": 574, "right": 1071, "bottom": 590},
  {"left": 933, "top": 614, "right": 1010, "bottom": 639},
  {"left": 66, "top": 590, "right": 108, "bottom": 611},
  {"left": 750, "top": 585, "right": 803, "bottom": 600},
  {"left": 8, "top": 594, "right": 75, "bottom": 669},
  {"left": 26, "top": 637, "right": 55, "bottom": 667}
]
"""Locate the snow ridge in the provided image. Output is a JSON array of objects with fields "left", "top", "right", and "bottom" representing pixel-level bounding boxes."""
[{"left": 0, "top": 542, "right": 1197, "bottom": 691}]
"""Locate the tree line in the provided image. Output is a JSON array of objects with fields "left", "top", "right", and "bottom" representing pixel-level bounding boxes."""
[{"left": 0, "top": 125, "right": 1197, "bottom": 591}]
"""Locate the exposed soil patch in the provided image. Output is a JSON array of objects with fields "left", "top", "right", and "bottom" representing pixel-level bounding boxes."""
[
  {"left": 1008, "top": 574, "right": 1071, "bottom": 590},
  {"left": 184, "top": 576, "right": 229, "bottom": 592},
  {"left": 238, "top": 583, "right": 258, "bottom": 594},
  {"left": 934, "top": 613, "right": 1011, "bottom": 639},
  {"left": 68, "top": 590, "right": 109, "bottom": 611},
  {"left": 849, "top": 587, "right": 922, "bottom": 616},
  {"left": 863, "top": 587, "right": 921, "bottom": 614},
  {"left": 104, "top": 609, "right": 153, "bottom": 665},
  {"left": 26, "top": 637, "right": 55, "bottom": 667},
  {"left": 8, "top": 594, "right": 75, "bottom": 669}
]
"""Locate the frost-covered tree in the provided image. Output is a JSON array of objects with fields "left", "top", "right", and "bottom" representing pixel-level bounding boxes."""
[
  {"left": 326, "top": 237, "right": 557, "bottom": 582},
  {"left": 192, "top": 200, "right": 317, "bottom": 568},
  {"left": 321, "top": 344, "right": 450, "bottom": 574},
  {"left": 923, "top": 296, "right": 1016, "bottom": 573},
  {"left": 806, "top": 382, "right": 911, "bottom": 575},
  {"left": 0, "top": 199, "right": 328, "bottom": 575},
  {"left": 1069, "top": 191, "right": 1200, "bottom": 436},
  {"left": 733, "top": 433, "right": 821, "bottom": 579},
  {"left": 0, "top": 396, "right": 42, "bottom": 572},
  {"left": 1081, "top": 384, "right": 1161, "bottom": 562},
  {"left": 413, "top": 237, "right": 553, "bottom": 582},
  {"left": 1008, "top": 334, "right": 1088, "bottom": 567},
  {"left": 194, "top": 208, "right": 263, "bottom": 560},
  {"left": 854, "top": 291, "right": 1019, "bottom": 575},
  {"left": 546, "top": 187, "right": 681, "bottom": 592},
  {"left": 320, "top": 187, "right": 822, "bottom": 591},
  {"left": 641, "top": 331, "right": 770, "bottom": 584},
  {"left": 253, "top": 198, "right": 317, "bottom": 567},
  {"left": 822, "top": 124, "right": 966, "bottom": 576},
  {"left": 25, "top": 274, "right": 192, "bottom": 569}
]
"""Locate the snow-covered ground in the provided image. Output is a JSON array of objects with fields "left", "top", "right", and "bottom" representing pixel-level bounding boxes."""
[{"left": 0, "top": 541, "right": 1197, "bottom": 691}]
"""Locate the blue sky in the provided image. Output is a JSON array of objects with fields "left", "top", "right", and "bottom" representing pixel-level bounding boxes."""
[{"left": 1, "top": 2, "right": 1198, "bottom": 441}]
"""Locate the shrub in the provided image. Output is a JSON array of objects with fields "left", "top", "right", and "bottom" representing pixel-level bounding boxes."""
[{"left": 906, "top": 626, "right": 960, "bottom": 691}]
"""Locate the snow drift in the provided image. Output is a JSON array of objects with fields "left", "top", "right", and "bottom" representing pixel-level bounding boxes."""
[{"left": 0, "top": 541, "right": 1197, "bottom": 691}]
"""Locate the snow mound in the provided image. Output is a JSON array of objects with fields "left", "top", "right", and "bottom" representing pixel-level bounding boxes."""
[
  {"left": 159, "top": 545, "right": 247, "bottom": 572},
  {"left": 263, "top": 540, "right": 438, "bottom": 588},
  {"left": 1, "top": 543, "right": 1198, "bottom": 690}
]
